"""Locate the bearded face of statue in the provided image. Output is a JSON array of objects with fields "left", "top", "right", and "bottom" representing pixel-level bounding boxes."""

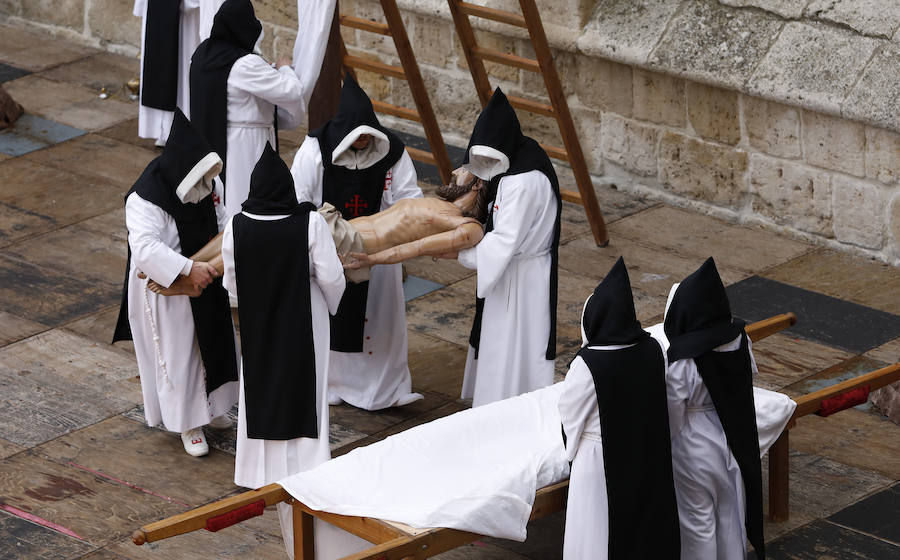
[{"left": 437, "top": 167, "right": 490, "bottom": 223}]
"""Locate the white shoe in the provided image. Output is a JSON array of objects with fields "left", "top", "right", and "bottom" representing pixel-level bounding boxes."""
[
  {"left": 181, "top": 427, "right": 209, "bottom": 457},
  {"left": 208, "top": 415, "right": 233, "bottom": 430},
  {"left": 327, "top": 392, "right": 344, "bottom": 406},
  {"left": 395, "top": 392, "right": 424, "bottom": 407}
]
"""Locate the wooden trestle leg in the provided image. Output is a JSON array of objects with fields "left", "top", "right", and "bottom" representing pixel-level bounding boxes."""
[
  {"left": 768, "top": 430, "right": 790, "bottom": 522},
  {"left": 294, "top": 500, "right": 316, "bottom": 559}
]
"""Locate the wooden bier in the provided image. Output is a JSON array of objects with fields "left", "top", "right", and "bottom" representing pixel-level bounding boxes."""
[
  {"left": 766, "top": 360, "right": 900, "bottom": 522},
  {"left": 132, "top": 314, "right": 798, "bottom": 559}
]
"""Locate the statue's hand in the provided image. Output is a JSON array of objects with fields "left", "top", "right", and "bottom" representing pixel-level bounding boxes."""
[{"left": 341, "top": 252, "right": 370, "bottom": 270}]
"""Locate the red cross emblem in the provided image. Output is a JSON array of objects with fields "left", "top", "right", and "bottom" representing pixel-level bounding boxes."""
[
  {"left": 346, "top": 195, "right": 368, "bottom": 217},
  {"left": 212, "top": 192, "right": 221, "bottom": 205}
]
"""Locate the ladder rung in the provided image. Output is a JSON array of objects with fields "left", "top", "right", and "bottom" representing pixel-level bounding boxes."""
[
  {"left": 372, "top": 99, "right": 421, "bottom": 123},
  {"left": 343, "top": 55, "right": 406, "bottom": 80},
  {"left": 472, "top": 46, "right": 540, "bottom": 73},
  {"left": 560, "top": 189, "right": 582, "bottom": 205},
  {"left": 507, "top": 95, "right": 555, "bottom": 118},
  {"left": 458, "top": 2, "right": 527, "bottom": 28},
  {"left": 339, "top": 15, "right": 391, "bottom": 35},
  {"left": 540, "top": 143, "right": 568, "bottom": 161},
  {"left": 406, "top": 147, "right": 436, "bottom": 166}
]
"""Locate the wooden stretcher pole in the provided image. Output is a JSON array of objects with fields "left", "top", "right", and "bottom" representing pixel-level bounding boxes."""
[{"left": 768, "top": 361, "right": 900, "bottom": 522}]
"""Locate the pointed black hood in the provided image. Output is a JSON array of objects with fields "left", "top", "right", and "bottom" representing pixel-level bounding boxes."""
[
  {"left": 242, "top": 142, "right": 301, "bottom": 215},
  {"left": 209, "top": 0, "right": 262, "bottom": 52},
  {"left": 664, "top": 257, "right": 746, "bottom": 362},
  {"left": 581, "top": 258, "right": 649, "bottom": 347},
  {"left": 318, "top": 73, "right": 382, "bottom": 144},
  {"left": 463, "top": 88, "right": 523, "bottom": 177}
]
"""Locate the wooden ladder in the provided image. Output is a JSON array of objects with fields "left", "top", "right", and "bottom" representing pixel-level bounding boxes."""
[
  {"left": 447, "top": 0, "right": 609, "bottom": 246},
  {"left": 338, "top": 0, "right": 453, "bottom": 186}
]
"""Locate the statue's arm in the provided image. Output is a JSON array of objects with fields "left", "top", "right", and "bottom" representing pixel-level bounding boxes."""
[{"left": 349, "top": 222, "right": 484, "bottom": 267}]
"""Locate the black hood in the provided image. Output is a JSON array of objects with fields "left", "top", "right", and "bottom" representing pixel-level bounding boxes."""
[
  {"left": 242, "top": 142, "right": 301, "bottom": 215},
  {"left": 463, "top": 87, "right": 523, "bottom": 166},
  {"left": 209, "top": 0, "right": 261, "bottom": 52},
  {"left": 581, "top": 257, "right": 649, "bottom": 347},
  {"left": 309, "top": 74, "right": 395, "bottom": 156},
  {"left": 664, "top": 257, "right": 745, "bottom": 361}
]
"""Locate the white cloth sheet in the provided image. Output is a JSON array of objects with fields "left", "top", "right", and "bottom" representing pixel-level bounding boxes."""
[
  {"left": 293, "top": 0, "right": 336, "bottom": 108},
  {"left": 125, "top": 193, "right": 238, "bottom": 433},
  {"left": 290, "top": 137, "right": 423, "bottom": 410},
  {"left": 134, "top": 0, "right": 201, "bottom": 144},
  {"left": 280, "top": 383, "right": 571, "bottom": 543},
  {"left": 198, "top": 0, "right": 225, "bottom": 41},
  {"left": 222, "top": 210, "right": 346, "bottom": 559},
  {"left": 459, "top": 170, "right": 557, "bottom": 407}
]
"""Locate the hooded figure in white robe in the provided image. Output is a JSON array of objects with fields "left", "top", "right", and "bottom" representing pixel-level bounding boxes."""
[
  {"left": 558, "top": 257, "right": 680, "bottom": 559},
  {"left": 290, "top": 75, "right": 423, "bottom": 410},
  {"left": 222, "top": 143, "right": 345, "bottom": 557},
  {"left": 190, "top": 0, "right": 306, "bottom": 220},
  {"left": 459, "top": 88, "right": 561, "bottom": 408},
  {"left": 663, "top": 257, "right": 766, "bottom": 559},
  {"left": 134, "top": 0, "right": 201, "bottom": 145},
  {"left": 113, "top": 109, "right": 239, "bottom": 442}
]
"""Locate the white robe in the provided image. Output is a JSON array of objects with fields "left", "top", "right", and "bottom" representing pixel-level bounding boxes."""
[
  {"left": 557, "top": 342, "right": 661, "bottom": 560},
  {"left": 134, "top": 0, "right": 201, "bottom": 144},
  {"left": 291, "top": 137, "right": 423, "bottom": 410},
  {"left": 663, "top": 333, "right": 759, "bottom": 560},
  {"left": 459, "top": 169, "right": 557, "bottom": 407},
  {"left": 198, "top": 0, "right": 225, "bottom": 41},
  {"left": 222, "top": 210, "right": 345, "bottom": 558},
  {"left": 125, "top": 193, "right": 238, "bottom": 433},
  {"left": 213, "top": 55, "right": 306, "bottom": 220}
]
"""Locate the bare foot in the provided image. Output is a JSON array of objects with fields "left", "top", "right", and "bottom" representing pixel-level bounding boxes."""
[{"left": 148, "top": 276, "right": 201, "bottom": 297}]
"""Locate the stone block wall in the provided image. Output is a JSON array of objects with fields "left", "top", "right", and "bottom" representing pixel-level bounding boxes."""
[{"left": 3, "top": 0, "right": 899, "bottom": 264}]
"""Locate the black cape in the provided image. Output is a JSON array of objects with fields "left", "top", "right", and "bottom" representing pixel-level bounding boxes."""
[
  {"left": 665, "top": 257, "right": 764, "bottom": 559},
  {"left": 189, "top": 0, "right": 263, "bottom": 200},
  {"left": 466, "top": 88, "right": 561, "bottom": 360},
  {"left": 233, "top": 143, "right": 318, "bottom": 439},
  {"left": 573, "top": 258, "right": 680, "bottom": 559},
  {"left": 140, "top": 0, "right": 181, "bottom": 111},
  {"left": 112, "top": 109, "right": 238, "bottom": 397},
  {"left": 308, "top": 74, "right": 405, "bottom": 352}
]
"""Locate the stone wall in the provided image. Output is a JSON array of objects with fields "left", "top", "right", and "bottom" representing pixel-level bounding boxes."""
[{"left": 3, "top": 0, "right": 899, "bottom": 264}]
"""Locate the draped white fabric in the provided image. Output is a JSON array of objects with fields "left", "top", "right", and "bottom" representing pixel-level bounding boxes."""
[
  {"left": 293, "top": 0, "right": 337, "bottom": 108},
  {"left": 280, "top": 383, "right": 571, "bottom": 542}
]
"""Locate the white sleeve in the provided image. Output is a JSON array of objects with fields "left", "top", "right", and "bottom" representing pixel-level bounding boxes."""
[
  {"left": 557, "top": 357, "right": 599, "bottom": 463},
  {"left": 291, "top": 137, "right": 325, "bottom": 207},
  {"left": 231, "top": 55, "right": 306, "bottom": 125},
  {"left": 308, "top": 212, "right": 346, "bottom": 315},
  {"left": 747, "top": 336, "right": 759, "bottom": 377},
  {"left": 221, "top": 217, "right": 237, "bottom": 301},
  {"left": 293, "top": 0, "right": 337, "bottom": 106},
  {"left": 460, "top": 174, "right": 548, "bottom": 297},
  {"left": 126, "top": 194, "right": 192, "bottom": 289},
  {"left": 384, "top": 151, "right": 423, "bottom": 208}
]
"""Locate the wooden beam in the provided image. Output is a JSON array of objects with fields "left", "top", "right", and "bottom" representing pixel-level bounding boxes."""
[
  {"left": 745, "top": 312, "right": 797, "bottom": 342},
  {"left": 372, "top": 99, "right": 421, "bottom": 122},
  {"left": 132, "top": 484, "right": 290, "bottom": 545},
  {"left": 560, "top": 189, "right": 582, "bottom": 204},
  {"left": 457, "top": 2, "right": 527, "bottom": 28},
  {"left": 472, "top": 46, "right": 541, "bottom": 72},
  {"left": 768, "top": 431, "right": 790, "bottom": 522},
  {"left": 343, "top": 54, "right": 406, "bottom": 80},
  {"left": 540, "top": 143, "right": 567, "bottom": 161},
  {"left": 507, "top": 94, "right": 554, "bottom": 117},
  {"left": 792, "top": 362, "right": 900, "bottom": 419},
  {"left": 519, "top": 0, "right": 608, "bottom": 246},
  {"left": 406, "top": 146, "right": 437, "bottom": 166},
  {"left": 293, "top": 502, "right": 316, "bottom": 560},
  {"left": 339, "top": 14, "right": 391, "bottom": 35},
  {"left": 447, "top": 0, "right": 493, "bottom": 106}
]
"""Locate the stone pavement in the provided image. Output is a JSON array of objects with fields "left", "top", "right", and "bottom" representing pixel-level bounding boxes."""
[{"left": 0, "top": 24, "right": 898, "bottom": 560}]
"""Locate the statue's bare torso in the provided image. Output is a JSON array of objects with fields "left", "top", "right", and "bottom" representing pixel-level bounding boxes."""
[{"left": 351, "top": 197, "right": 480, "bottom": 254}]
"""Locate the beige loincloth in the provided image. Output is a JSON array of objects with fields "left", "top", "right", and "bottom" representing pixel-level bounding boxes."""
[{"left": 318, "top": 203, "right": 370, "bottom": 283}]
